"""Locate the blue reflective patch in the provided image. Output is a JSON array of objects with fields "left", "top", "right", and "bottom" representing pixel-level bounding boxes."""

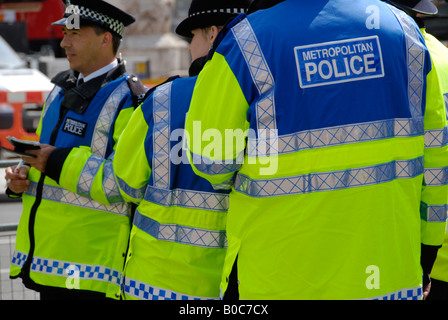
[{"left": 294, "top": 36, "right": 385, "bottom": 88}]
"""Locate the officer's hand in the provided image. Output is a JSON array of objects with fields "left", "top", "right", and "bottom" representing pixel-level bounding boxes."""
[
  {"left": 423, "top": 280, "right": 431, "bottom": 300},
  {"left": 5, "top": 164, "right": 30, "bottom": 194},
  {"left": 23, "top": 144, "right": 56, "bottom": 173}
]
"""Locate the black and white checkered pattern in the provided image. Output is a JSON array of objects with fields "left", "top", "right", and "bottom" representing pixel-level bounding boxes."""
[
  {"left": 189, "top": 7, "right": 247, "bottom": 18},
  {"left": 65, "top": 4, "right": 125, "bottom": 36}
]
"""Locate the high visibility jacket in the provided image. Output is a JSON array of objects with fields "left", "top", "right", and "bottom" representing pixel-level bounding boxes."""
[
  {"left": 54, "top": 76, "right": 229, "bottom": 300},
  {"left": 422, "top": 28, "right": 448, "bottom": 284},
  {"left": 10, "top": 62, "right": 136, "bottom": 299},
  {"left": 185, "top": 1, "right": 448, "bottom": 299}
]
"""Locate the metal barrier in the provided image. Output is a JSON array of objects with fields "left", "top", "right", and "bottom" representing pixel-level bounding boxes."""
[
  {"left": 0, "top": 224, "right": 18, "bottom": 232},
  {"left": 0, "top": 224, "right": 39, "bottom": 300}
]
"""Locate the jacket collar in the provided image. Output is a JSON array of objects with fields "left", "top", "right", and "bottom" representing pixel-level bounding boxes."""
[
  {"left": 51, "top": 59, "right": 127, "bottom": 114},
  {"left": 52, "top": 59, "right": 127, "bottom": 90},
  {"left": 78, "top": 59, "right": 119, "bottom": 85}
]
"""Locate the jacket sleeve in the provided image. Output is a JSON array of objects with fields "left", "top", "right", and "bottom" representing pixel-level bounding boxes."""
[
  {"left": 421, "top": 58, "right": 448, "bottom": 248},
  {"left": 185, "top": 51, "right": 251, "bottom": 190},
  {"left": 48, "top": 95, "right": 150, "bottom": 205}
]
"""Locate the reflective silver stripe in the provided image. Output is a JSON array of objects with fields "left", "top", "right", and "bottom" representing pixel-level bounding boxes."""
[
  {"left": 116, "top": 176, "right": 146, "bottom": 200},
  {"left": 133, "top": 210, "right": 227, "bottom": 248},
  {"left": 425, "top": 126, "right": 448, "bottom": 148},
  {"left": 25, "top": 182, "right": 131, "bottom": 217},
  {"left": 421, "top": 202, "right": 448, "bottom": 222},
  {"left": 190, "top": 150, "right": 244, "bottom": 176},
  {"left": 257, "top": 90, "right": 277, "bottom": 132},
  {"left": 248, "top": 117, "right": 424, "bottom": 156},
  {"left": 152, "top": 82, "right": 172, "bottom": 189},
  {"left": 91, "top": 80, "right": 130, "bottom": 158},
  {"left": 124, "top": 276, "right": 219, "bottom": 300},
  {"left": 232, "top": 18, "right": 277, "bottom": 133},
  {"left": 102, "top": 157, "right": 124, "bottom": 204},
  {"left": 426, "top": 205, "right": 448, "bottom": 222},
  {"left": 11, "top": 250, "right": 121, "bottom": 286},
  {"left": 367, "top": 287, "right": 422, "bottom": 300},
  {"left": 77, "top": 152, "right": 124, "bottom": 204},
  {"left": 389, "top": 5, "right": 425, "bottom": 118},
  {"left": 235, "top": 157, "right": 423, "bottom": 197},
  {"left": 144, "top": 186, "right": 229, "bottom": 212},
  {"left": 424, "top": 167, "right": 448, "bottom": 186},
  {"left": 42, "top": 86, "right": 62, "bottom": 120},
  {"left": 212, "top": 175, "right": 237, "bottom": 190},
  {"left": 77, "top": 154, "right": 103, "bottom": 197}
]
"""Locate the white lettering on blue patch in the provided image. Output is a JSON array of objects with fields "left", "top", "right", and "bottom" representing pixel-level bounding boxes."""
[
  {"left": 294, "top": 36, "right": 385, "bottom": 89},
  {"left": 62, "top": 117, "right": 87, "bottom": 137}
]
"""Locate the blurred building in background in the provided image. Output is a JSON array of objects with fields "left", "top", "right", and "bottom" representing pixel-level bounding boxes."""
[{"left": 109, "top": 0, "right": 191, "bottom": 81}]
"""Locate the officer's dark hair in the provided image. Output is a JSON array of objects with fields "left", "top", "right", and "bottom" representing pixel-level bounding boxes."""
[{"left": 92, "top": 25, "right": 122, "bottom": 55}]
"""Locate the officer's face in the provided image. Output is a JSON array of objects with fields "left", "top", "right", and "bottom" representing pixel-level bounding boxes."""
[
  {"left": 189, "top": 28, "right": 212, "bottom": 62},
  {"left": 189, "top": 26, "right": 220, "bottom": 62},
  {"left": 60, "top": 26, "right": 110, "bottom": 76}
]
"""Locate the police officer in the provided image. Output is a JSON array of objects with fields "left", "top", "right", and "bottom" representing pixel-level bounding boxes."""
[
  {"left": 385, "top": 0, "right": 448, "bottom": 300},
  {"left": 19, "top": 0, "right": 250, "bottom": 300},
  {"left": 5, "top": 0, "right": 141, "bottom": 300},
  {"left": 185, "top": 0, "right": 448, "bottom": 299}
]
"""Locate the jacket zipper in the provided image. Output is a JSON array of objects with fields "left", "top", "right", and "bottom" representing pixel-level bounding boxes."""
[{"left": 20, "top": 105, "right": 69, "bottom": 287}]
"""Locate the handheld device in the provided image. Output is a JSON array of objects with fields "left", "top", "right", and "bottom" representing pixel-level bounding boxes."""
[{"left": 1, "top": 136, "right": 40, "bottom": 158}]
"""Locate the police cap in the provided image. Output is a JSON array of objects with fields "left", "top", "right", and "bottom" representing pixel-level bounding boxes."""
[
  {"left": 175, "top": 0, "right": 251, "bottom": 38},
  {"left": 52, "top": 0, "right": 135, "bottom": 38},
  {"left": 386, "top": 0, "right": 438, "bottom": 15}
]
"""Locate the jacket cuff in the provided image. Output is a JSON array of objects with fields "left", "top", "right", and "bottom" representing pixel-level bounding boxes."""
[
  {"left": 45, "top": 147, "right": 73, "bottom": 184},
  {"left": 6, "top": 188, "right": 23, "bottom": 198}
]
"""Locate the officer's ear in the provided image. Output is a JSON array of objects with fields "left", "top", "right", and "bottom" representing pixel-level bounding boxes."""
[
  {"left": 101, "top": 31, "right": 113, "bottom": 49},
  {"left": 209, "top": 25, "right": 221, "bottom": 44}
]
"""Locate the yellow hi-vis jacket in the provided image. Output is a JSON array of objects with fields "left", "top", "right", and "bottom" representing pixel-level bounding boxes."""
[
  {"left": 422, "top": 28, "right": 448, "bottom": 285},
  {"left": 53, "top": 76, "right": 229, "bottom": 300},
  {"left": 185, "top": 2, "right": 448, "bottom": 299},
  {"left": 10, "top": 65, "right": 136, "bottom": 299}
]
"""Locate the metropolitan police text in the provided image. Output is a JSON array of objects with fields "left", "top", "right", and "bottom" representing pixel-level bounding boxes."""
[{"left": 295, "top": 36, "right": 385, "bottom": 88}]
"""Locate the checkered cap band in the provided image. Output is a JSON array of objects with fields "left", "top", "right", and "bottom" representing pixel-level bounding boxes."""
[
  {"left": 65, "top": 4, "right": 125, "bottom": 36},
  {"left": 189, "top": 7, "right": 247, "bottom": 17}
]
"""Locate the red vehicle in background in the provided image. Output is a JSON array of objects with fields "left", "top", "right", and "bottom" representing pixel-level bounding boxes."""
[
  {"left": 0, "top": 0, "right": 58, "bottom": 159},
  {"left": 0, "top": 35, "right": 53, "bottom": 159},
  {"left": 0, "top": 0, "right": 64, "bottom": 56}
]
